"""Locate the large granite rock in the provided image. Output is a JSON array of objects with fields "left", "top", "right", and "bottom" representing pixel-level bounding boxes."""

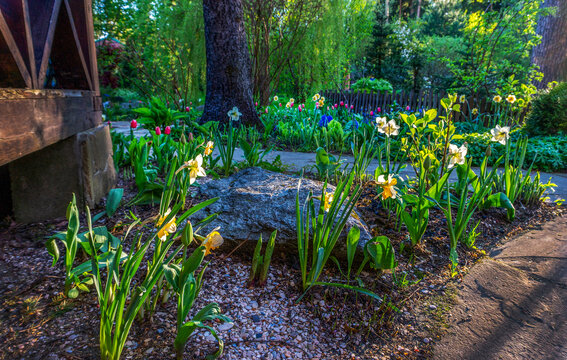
[{"left": 191, "top": 167, "right": 372, "bottom": 256}]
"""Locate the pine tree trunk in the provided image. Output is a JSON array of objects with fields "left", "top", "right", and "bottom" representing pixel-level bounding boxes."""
[
  {"left": 417, "top": 0, "right": 421, "bottom": 19},
  {"left": 201, "top": 0, "right": 261, "bottom": 127},
  {"left": 532, "top": 0, "right": 567, "bottom": 87}
]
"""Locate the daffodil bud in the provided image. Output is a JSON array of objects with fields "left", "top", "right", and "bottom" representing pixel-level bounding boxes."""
[
  {"left": 182, "top": 222, "right": 194, "bottom": 247},
  {"left": 423, "top": 155, "right": 431, "bottom": 170},
  {"left": 486, "top": 144, "right": 492, "bottom": 158}
]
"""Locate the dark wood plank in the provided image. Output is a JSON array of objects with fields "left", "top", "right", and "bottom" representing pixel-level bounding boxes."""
[
  {"left": 34, "top": 0, "right": 61, "bottom": 88},
  {"left": 63, "top": 0, "right": 92, "bottom": 90},
  {"left": 0, "top": 89, "right": 100, "bottom": 166},
  {"left": 0, "top": 10, "right": 31, "bottom": 87},
  {"left": 22, "top": 0, "right": 37, "bottom": 87},
  {"left": 0, "top": 0, "right": 30, "bottom": 71},
  {"left": 27, "top": 0, "right": 57, "bottom": 85}
]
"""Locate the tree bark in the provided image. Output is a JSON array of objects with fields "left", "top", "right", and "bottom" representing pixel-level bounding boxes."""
[
  {"left": 532, "top": 0, "right": 567, "bottom": 87},
  {"left": 385, "top": 0, "right": 389, "bottom": 23},
  {"left": 417, "top": 0, "right": 421, "bottom": 19},
  {"left": 201, "top": 0, "right": 261, "bottom": 127}
]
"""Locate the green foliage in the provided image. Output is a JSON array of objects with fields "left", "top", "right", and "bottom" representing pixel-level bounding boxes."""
[
  {"left": 357, "top": 236, "right": 397, "bottom": 274},
  {"left": 248, "top": 231, "right": 278, "bottom": 287},
  {"left": 351, "top": 78, "right": 393, "bottom": 94},
  {"left": 525, "top": 82, "right": 567, "bottom": 136},
  {"left": 132, "top": 97, "right": 185, "bottom": 129},
  {"left": 313, "top": 147, "right": 345, "bottom": 181}
]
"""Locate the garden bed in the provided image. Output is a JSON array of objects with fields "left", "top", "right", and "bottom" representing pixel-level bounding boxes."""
[{"left": 0, "top": 170, "right": 561, "bottom": 360}]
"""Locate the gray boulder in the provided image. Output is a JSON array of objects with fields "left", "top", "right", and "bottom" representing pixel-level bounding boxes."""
[{"left": 190, "top": 167, "right": 372, "bottom": 257}]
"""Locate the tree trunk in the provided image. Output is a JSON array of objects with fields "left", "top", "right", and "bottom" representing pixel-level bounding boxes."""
[
  {"left": 201, "top": 0, "right": 261, "bottom": 127},
  {"left": 385, "top": 0, "right": 389, "bottom": 23},
  {"left": 532, "top": 0, "right": 567, "bottom": 87},
  {"left": 417, "top": 0, "right": 421, "bottom": 19}
]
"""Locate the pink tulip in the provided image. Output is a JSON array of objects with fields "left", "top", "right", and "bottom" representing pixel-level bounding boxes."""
[
  {"left": 370, "top": 111, "right": 374, "bottom": 116},
  {"left": 340, "top": 101, "right": 344, "bottom": 106},
  {"left": 164, "top": 126, "right": 171, "bottom": 135},
  {"left": 334, "top": 104, "right": 338, "bottom": 108},
  {"left": 255, "top": 102, "right": 258, "bottom": 106},
  {"left": 299, "top": 107, "right": 302, "bottom": 112},
  {"left": 130, "top": 120, "right": 138, "bottom": 129},
  {"left": 406, "top": 106, "right": 410, "bottom": 111},
  {"left": 279, "top": 103, "right": 282, "bottom": 107},
  {"left": 155, "top": 127, "right": 161, "bottom": 135},
  {"left": 377, "top": 107, "right": 381, "bottom": 112},
  {"left": 265, "top": 108, "right": 269, "bottom": 113},
  {"left": 344, "top": 104, "right": 348, "bottom": 109},
  {"left": 185, "top": 106, "right": 190, "bottom": 112},
  {"left": 350, "top": 105, "right": 354, "bottom": 109},
  {"left": 190, "top": 102, "right": 193, "bottom": 105},
  {"left": 327, "top": 106, "right": 330, "bottom": 110},
  {"left": 290, "top": 102, "right": 294, "bottom": 107}
]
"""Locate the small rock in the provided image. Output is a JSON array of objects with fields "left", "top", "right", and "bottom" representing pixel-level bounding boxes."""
[
  {"left": 429, "top": 304, "right": 437, "bottom": 310},
  {"left": 251, "top": 314, "right": 261, "bottom": 323},
  {"left": 218, "top": 322, "right": 234, "bottom": 331},
  {"left": 423, "top": 338, "right": 430, "bottom": 344}
]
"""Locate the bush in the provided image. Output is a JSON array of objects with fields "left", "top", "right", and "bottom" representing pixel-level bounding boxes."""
[
  {"left": 351, "top": 77, "right": 393, "bottom": 94},
  {"left": 454, "top": 130, "right": 567, "bottom": 172},
  {"left": 524, "top": 82, "right": 567, "bottom": 136}
]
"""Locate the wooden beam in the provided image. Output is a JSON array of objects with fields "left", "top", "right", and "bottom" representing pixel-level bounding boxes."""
[
  {"left": 37, "top": 0, "right": 61, "bottom": 89},
  {"left": 21, "top": 0, "right": 37, "bottom": 88},
  {"left": 84, "top": 0, "right": 99, "bottom": 93},
  {"left": 63, "top": 0, "right": 93, "bottom": 91},
  {"left": 0, "top": 10, "right": 31, "bottom": 88},
  {"left": 0, "top": 89, "right": 100, "bottom": 166}
]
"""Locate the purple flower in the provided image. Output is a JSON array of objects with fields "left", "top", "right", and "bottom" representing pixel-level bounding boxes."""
[{"left": 318, "top": 114, "right": 332, "bottom": 127}]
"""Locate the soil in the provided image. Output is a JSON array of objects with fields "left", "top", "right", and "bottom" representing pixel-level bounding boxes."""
[{"left": 0, "top": 170, "right": 562, "bottom": 359}]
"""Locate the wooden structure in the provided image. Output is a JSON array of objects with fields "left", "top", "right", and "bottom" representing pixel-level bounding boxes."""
[
  {"left": 321, "top": 90, "right": 529, "bottom": 124},
  {"left": 0, "top": 0, "right": 101, "bottom": 165},
  {"left": 0, "top": 0, "right": 115, "bottom": 222}
]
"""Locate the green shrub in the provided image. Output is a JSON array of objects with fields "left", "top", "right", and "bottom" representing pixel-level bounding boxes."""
[
  {"left": 351, "top": 77, "right": 393, "bottom": 94},
  {"left": 524, "top": 82, "right": 567, "bottom": 136}
]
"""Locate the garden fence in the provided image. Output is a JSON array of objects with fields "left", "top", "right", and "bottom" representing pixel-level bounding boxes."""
[{"left": 320, "top": 89, "right": 529, "bottom": 124}]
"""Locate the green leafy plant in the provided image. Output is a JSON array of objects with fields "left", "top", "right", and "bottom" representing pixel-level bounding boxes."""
[
  {"left": 248, "top": 230, "right": 277, "bottom": 286},
  {"left": 239, "top": 131, "right": 272, "bottom": 168},
  {"left": 215, "top": 109, "right": 241, "bottom": 176},
  {"left": 313, "top": 147, "right": 345, "bottom": 180},
  {"left": 132, "top": 96, "right": 185, "bottom": 129},
  {"left": 356, "top": 236, "right": 397, "bottom": 275},
  {"left": 164, "top": 226, "right": 230, "bottom": 360},
  {"left": 296, "top": 169, "right": 380, "bottom": 301},
  {"left": 524, "top": 82, "right": 567, "bottom": 136}
]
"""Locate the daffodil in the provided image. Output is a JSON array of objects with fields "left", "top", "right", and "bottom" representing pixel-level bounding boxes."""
[
  {"left": 448, "top": 144, "right": 467, "bottom": 169},
  {"left": 517, "top": 98, "right": 525, "bottom": 107},
  {"left": 227, "top": 106, "right": 242, "bottom": 121},
  {"left": 273, "top": 95, "right": 279, "bottom": 102},
  {"left": 318, "top": 99, "right": 324, "bottom": 107},
  {"left": 376, "top": 174, "right": 398, "bottom": 200},
  {"left": 378, "top": 119, "right": 400, "bottom": 137},
  {"left": 490, "top": 125, "right": 510, "bottom": 145},
  {"left": 376, "top": 117, "right": 387, "bottom": 128},
  {"left": 321, "top": 97, "right": 325, "bottom": 102},
  {"left": 312, "top": 93, "right": 320, "bottom": 102},
  {"left": 493, "top": 95, "right": 502, "bottom": 103},
  {"left": 202, "top": 231, "right": 224, "bottom": 255},
  {"left": 286, "top": 102, "right": 291, "bottom": 108},
  {"left": 459, "top": 95, "right": 466, "bottom": 103},
  {"left": 313, "top": 191, "right": 334, "bottom": 212},
  {"left": 177, "top": 154, "right": 206, "bottom": 184},
  {"left": 156, "top": 209, "right": 177, "bottom": 241},
  {"left": 472, "top": 108, "right": 479, "bottom": 115},
  {"left": 204, "top": 141, "right": 214, "bottom": 156},
  {"left": 289, "top": 98, "right": 295, "bottom": 103},
  {"left": 506, "top": 94, "right": 516, "bottom": 104}
]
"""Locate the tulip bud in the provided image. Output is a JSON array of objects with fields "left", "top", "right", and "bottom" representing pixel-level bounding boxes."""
[
  {"left": 155, "top": 127, "right": 161, "bottom": 135},
  {"left": 406, "top": 106, "right": 410, "bottom": 111},
  {"left": 334, "top": 104, "right": 338, "bottom": 108},
  {"left": 255, "top": 102, "right": 258, "bottom": 106},
  {"left": 265, "top": 108, "right": 269, "bottom": 113},
  {"left": 181, "top": 222, "right": 194, "bottom": 247},
  {"left": 164, "top": 126, "right": 171, "bottom": 135},
  {"left": 340, "top": 101, "right": 344, "bottom": 106},
  {"left": 185, "top": 106, "right": 190, "bottom": 112},
  {"left": 377, "top": 107, "right": 381, "bottom": 112},
  {"left": 180, "top": 132, "right": 187, "bottom": 144},
  {"left": 370, "top": 111, "right": 374, "bottom": 116},
  {"left": 279, "top": 103, "right": 282, "bottom": 107},
  {"left": 350, "top": 105, "right": 354, "bottom": 109},
  {"left": 486, "top": 144, "right": 492, "bottom": 158},
  {"left": 188, "top": 132, "right": 194, "bottom": 142},
  {"left": 130, "top": 119, "right": 138, "bottom": 129},
  {"left": 299, "top": 107, "right": 302, "bottom": 112}
]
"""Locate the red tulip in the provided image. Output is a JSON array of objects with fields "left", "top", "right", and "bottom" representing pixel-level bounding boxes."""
[
  {"left": 130, "top": 120, "right": 138, "bottom": 129},
  {"left": 350, "top": 105, "right": 354, "bottom": 109},
  {"left": 340, "top": 101, "right": 344, "bottom": 106},
  {"left": 190, "top": 102, "right": 193, "bottom": 105},
  {"left": 155, "top": 127, "right": 161, "bottom": 135},
  {"left": 334, "top": 104, "right": 338, "bottom": 108},
  {"left": 279, "top": 103, "right": 282, "bottom": 107},
  {"left": 370, "top": 111, "right": 374, "bottom": 116},
  {"left": 164, "top": 126, "right": 171, "bottom": 135},
  {"left": 299, "top": 107, "right": 302, "bottom": 112},
  {"left": 406, "top": 106, "right": 410, "bottom": 111},
  {"left": 185, "top": 106, "right": 190, "bottom": 112},
  {"left": 377, "top": 107, "right": 381, "bottom": 112}
]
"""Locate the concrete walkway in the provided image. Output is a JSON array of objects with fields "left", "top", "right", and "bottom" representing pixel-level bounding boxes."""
[
  {"left": 434, "top": 214, "right": 567, "bottom": 360},
  {"left": 109, "top": 121, "right": 566, "bottom": 201}
]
